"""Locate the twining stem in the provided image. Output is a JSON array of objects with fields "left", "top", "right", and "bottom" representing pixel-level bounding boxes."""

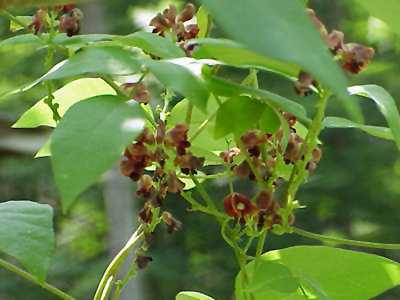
[
  {"left": 285, "top": 90, "right": 331, "bottom": 207},
  {"left": 0, "top": 258, "right": 75, "bottom": 300},
  {"left": 292, "top": 227, "right": 400, "bottom": 250},
  {"left": 93, "top": 225, "right": 144, "bottom": 300}
]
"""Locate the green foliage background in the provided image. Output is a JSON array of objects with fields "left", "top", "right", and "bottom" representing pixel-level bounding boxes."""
[{"left": 1, "top": 0, "right": 400, "bottom": 299}]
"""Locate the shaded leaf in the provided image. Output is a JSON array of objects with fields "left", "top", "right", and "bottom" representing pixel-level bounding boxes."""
[
  {"left": 114, "top": 31, "right": 185, "bottom": 59},
  {"left": 51, "top": 95, "right": 145, "bottom": 212},
  {"left": 0, "top": 200, "right": 54, "bottom": 281},
  {"left": 42, "top": 46, "right": 142, "bottom": 81},
  {"left": 192, "top": 38, "right": 299, "bottom": 78},
  {"left": 0, "top": 33, "right": 44, "bottom": 48},
  {"left": 199, "top": 0, "right": 348, "bottom": 99}
]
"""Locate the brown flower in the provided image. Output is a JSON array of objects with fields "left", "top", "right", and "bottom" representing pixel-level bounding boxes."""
[
  {"left": 138, "top": 202, "right": 153, "bottom": 224},
  {"left": 167, "top": 172, "right": 185, "bottom": 193},
  {"left": 326, "top": 30, "right": 345, "bottom": 54},
  {"left": 178, "top": 3, "right": 196, "bottom": 22},
  {"left": 162, "top": 211, "right": 182, "bottom": 233},
  {"left": 136, "top": 175, "right": 155, "bottom": 198},
  {"left": 121, "top": 82, "right": 151, "bottom": 104},
  {"left": 136, "top": 255, "right": 153, "bottom": 269},
  {"left": 174, "top": 153, "right": 205, "bottom": 174},
  {"left": 256, "top": 190, "right": 273, "bottom": 210},
  {"left": 220, "top": 147, "right": 241, "bottom": 163},
  {"left": 341, "top": 43, "right": 375, "bottom": 74},
  {"left": 223, "top": 193, "right": 256, "bottom": 219},
  {"left": 294, "top": 71, "right": 317, "bottom": 97}
]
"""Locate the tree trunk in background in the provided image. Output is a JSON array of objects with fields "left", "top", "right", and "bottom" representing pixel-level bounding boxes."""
[{"left": 80, "top": 0, "right": 143, "bottom": 298}]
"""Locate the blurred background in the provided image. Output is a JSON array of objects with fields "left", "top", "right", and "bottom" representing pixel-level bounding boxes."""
[{"left": 1, "top": 0, "right": 400, "bottom": 299}]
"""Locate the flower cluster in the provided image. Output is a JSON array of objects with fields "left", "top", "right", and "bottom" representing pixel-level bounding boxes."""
[
  {"left": 220, "top": 112, "right": 319, "bottom": 226},
  {"left": 29, "top": 4, "right": 83, "bottom": 37},
  {"left": 149, "top": 3, "right": 200, "bottom": 55},
  {"left": 120, "top": 123, "right": 205, "bottom": 229},
  {"left": 295, "top": 9, "right": 375, "bottom": 96}
]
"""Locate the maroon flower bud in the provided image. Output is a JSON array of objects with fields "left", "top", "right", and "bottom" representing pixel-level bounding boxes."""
[
  {"left": 174, "top": 153, "right": 205, "bottom": 174},
  {"left": 178, "top": 3, "right": 196, "bottom": 22},
  {"left": 312, "top": 147, "right": 322, "bottom": 163},
  {"left": 283, "top": 112, "right": 297, "bottom": 127},
  {"left": 121, "top": 82, "right": 151, "bottom": 104},
  {"left": 163, "top": 5, "right": 177, "bottom": 25},
  {"left": 59, "top": 14, "right": 80, "bottom": 37},
  {"left": 150, "top": 13, "right": 170, "bottom": 34},
  {"left": 233, "top": 161, "right": 251, "bottom": 178},
  {"left": 136, "top": 128, "right": 155, "bottom": 145},
  {"left": 138, "top": 202, "right": 153, "bottom": 224},
  {"left": 183, "top": 24, "right": 200, "bottom": 40},
  {"left": 29, "top": 9, "right": 47, "bottom": 34},
  {"left": 223, "top": 193, "right": 256, "bottom": 219},
  {"left": 165, "top": 124, "right": 189, "bottom": 147}
]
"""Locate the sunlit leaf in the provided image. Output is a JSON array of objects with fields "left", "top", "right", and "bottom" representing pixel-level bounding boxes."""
[
  {"left": 176, "top": 291, "right": 215, "bottom": 300},
  {"left": 236, "top": 246, "right": 400, "bottom": 300},
  {"left": 13, "top": 78, "right": 115, "bottom": 128}
]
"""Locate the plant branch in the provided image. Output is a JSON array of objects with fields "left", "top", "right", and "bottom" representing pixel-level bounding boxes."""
[
  {"left": 292, "top": 227, "right": 400, "bottom": 250},
  {"left": 0, "top": 258, "right": 75, "bottom": 300},
  {"left": 93, "top": 225, "right": 144, "bottom": 300},
  {"left": 285, "top": 90, "right": 331, "bottom": 207}
]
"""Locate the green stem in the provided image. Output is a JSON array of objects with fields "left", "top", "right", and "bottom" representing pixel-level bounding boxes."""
[
  {"left": 189, "top": 109, "right": 218, "bottom": 143},
  {"left": 0, "top": 9, "right": 28, "bottom": 30},
  {"left": 285, "top": 90, "right": 331, "bottom": 207},
  {"left": 178, "top": 173, "right": 225, "bottom": 180},
  {"left": 292, "top": 227, "right": 400, "bottom": 250},
  {"left": 93, "top": 226, "right": 144, "bottom": 300},
  {"left": 185, "top": 102, "right": 193, "bottom": 124},
  {"left": 190, "top": 175, "right": 216, "bottom": 209},
  {"left": 0, "top": 258, "right": 75, "bottom": 300}
]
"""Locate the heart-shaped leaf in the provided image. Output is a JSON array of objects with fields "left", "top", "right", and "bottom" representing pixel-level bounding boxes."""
[
  {"left": 51, "top": 95, "right": 145, "bottom": 212},
  {"left": 0, "top": 200, "right": 54, "bottom": 281}
]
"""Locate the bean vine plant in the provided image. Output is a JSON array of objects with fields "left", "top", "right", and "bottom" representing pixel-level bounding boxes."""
[{"left": 2, "top": 1, "right": 400, "bottom": 299}]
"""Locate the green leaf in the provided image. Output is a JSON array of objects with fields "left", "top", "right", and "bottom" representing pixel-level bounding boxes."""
[
  {"left": 324, "top": 116, "right": 393, "bottom": 141},
  {"left": 51, "top": 95, "right": 146, "bottom": 212},
  {"left": 0, "top": 33, "right": 44, "bottom": 48},
  {"left": 206, "top": 75, "right": 310, "bottom": 124},
  {"left": 176, "top": 291, "right": 215, "bottom": 300},
  {"left": 114, "top": 31, "right": 185, "bottom": 59},
  {"left": 199, "top": 0, "right": 348, "bottom": 99},
  {"left": 236, "top": 246, "right": 400, "bottom": 300},
  {"left": 349, "top": 85, "right": 400, "bottom": 150},
  {"left": 13, "top": 78, "right": 115, "bottom": 128},
  {"left": 0, "top": 200, "right": 54, "bottom": 281},
  {"left": 144, "top": 60, "right": 209, "bottom": 112},
  {"left": 9, "top": 16, "right": 32, "bottom": 32},
  {"left": 53, "top": 34, "right": 114, "bottom": 50},
  {"left": 215, "top": 96, "right": 272, "bottom": 138},
  {"left": 42, "top": 46, "right": 142, "bottom": 81},
  {"left": 354, "top": 0, "right": 400, "bottom": 36},
  {"left": 196, "top": 6, "right": 210, "bottom": 38},
  {"left": 35, "top": 139, "right": 51, "bottom": 158},
  {"left": 192, "top": 38, "right": 299, "bottom": 78}
]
